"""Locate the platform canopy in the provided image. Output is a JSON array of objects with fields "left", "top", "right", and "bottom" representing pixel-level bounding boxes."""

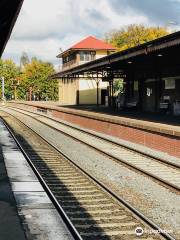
[
  {"left": 0, "top": 0, "right": 24, "bottom": 57},
  {"left": 51, "top": 31, "right": 180, "bottom": 80}
]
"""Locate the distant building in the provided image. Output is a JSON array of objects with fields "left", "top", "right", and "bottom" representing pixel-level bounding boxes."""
[{"left": 56, "top": 36, "right": 116, "bottom": 105}]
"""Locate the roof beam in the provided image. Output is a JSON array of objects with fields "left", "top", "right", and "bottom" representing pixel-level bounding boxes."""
[{"left": 51, "top": 31, "right": 180, "bottom": 79}]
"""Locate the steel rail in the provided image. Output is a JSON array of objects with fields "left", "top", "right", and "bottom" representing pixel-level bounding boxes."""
[
  {"left": 0, "top": 112, "right": 176, "bottom": 240},
  {"left": 2, "top": 118, "right": 83, "bottom": 240},
  {"left": 8, "top": 106, "right": 180, "bottom": 169},
  {"left": 6, "top": 107, "right": 180, "bottom": 192}
]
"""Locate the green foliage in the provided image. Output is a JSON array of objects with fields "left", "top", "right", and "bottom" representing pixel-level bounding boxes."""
[
  {"left": 105, "top": 24, "right": 169, "bottom": 51},
  {"left": 0, "top": 59, "right": 21, "bottom": 99},
  {"left": 0, "top": 57, "right": 58, "bottom": 101},
  {"left": 20, "top": 59, "right": 58, "bottom": 100},
  {"left": 113, "top": 79, "right": 124, "bottom": 94}
]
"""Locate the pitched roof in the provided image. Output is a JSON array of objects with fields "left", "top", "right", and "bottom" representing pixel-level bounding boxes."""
[
  {"left": 57, "top": 36, "right": 116, "bottom": 57},
  {"left": 70, "top": 36, "right": 116, "bottom": 50}
]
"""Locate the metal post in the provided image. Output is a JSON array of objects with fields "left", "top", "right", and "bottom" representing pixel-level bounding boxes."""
[
  {"left": 96, "top": 81, "right": 99, "bottom": 106},
  {"left": 111, "top": 80, "right": 114, "bottom": 107},
  {"left": 108, "top": 81, "right": 111, "bottom": 107},
  {"left": 14, "top": 85, "right": 17, "bottom": 100},
  {"left": 1, "top": 77, "right": 5, "bottom": 101},
  {"left": 29, "top": 87, "right": 32, "bottom": 101}
]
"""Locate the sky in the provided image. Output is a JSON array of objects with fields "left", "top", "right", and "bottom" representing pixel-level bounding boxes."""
[{"left": 3, "top": 0, "right": 180, "bottom": 69}]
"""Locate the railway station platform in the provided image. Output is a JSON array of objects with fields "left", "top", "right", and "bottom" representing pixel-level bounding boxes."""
[
  {"left": 5, "top": 101, "right": 180, "bottom": 158},
  {"left": 0, "top": 118, "right": 74, "bottom": 240}
]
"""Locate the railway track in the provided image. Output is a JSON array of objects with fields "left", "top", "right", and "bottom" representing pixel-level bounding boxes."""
[
  {"left": 3, "top": 106, "right": 180, "bottom": 192},
  {"left": 0, "top": 111, "right": 175, "bottom": 240}
]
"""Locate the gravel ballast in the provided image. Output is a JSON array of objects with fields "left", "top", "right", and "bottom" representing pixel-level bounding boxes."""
[{"left": 1, "top": 108, "right": 180, "bottom": 239}]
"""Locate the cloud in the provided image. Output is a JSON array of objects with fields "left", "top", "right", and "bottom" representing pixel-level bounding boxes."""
[
  {"left": 109, "top": 0, "right": 180, "bottom": 26},
  {"left": 2, "top": 0, "right": 180, "bottom": 67}
]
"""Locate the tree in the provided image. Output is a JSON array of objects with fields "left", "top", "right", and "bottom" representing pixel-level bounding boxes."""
[
  {"left": 0, "top": 59, "right": 21, "bottom": 100},
  {"left": 20, "top": 58, "right": 58, "bottom": 101},
  {"left": 113, "top": 79, "right": 124, "bottom": 94},
  {"left": 0, "top": 57, "right": 58, "bottom": 101},
  {"left": 105, "top": 24, "right": 169, "bottom": 51}
]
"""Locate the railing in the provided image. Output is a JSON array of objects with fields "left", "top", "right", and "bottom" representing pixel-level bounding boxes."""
[
  {"left": 61, "top": 60, "right": 78, "bottom": 71},
  {"left": 60, "top": 60, "right": 96, "bottom": 71}
]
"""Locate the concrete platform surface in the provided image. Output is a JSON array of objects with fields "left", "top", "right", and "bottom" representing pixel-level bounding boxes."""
[
  {"left": 0, "top": 153, "right": 26, "bottom": 240},
  {"left": 0, "top": 119, "right": 74, "bottom": 240}
]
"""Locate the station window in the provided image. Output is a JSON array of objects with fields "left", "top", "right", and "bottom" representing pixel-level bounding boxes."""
[
  {"left": 164, "top": 78, "right": 175, "bottom": 89},
  {"left": 63, "top": 53, "right": 76, "bottom": 64},
  {"left": 79, "top": 51, "right": 95, "bottom": 62}
]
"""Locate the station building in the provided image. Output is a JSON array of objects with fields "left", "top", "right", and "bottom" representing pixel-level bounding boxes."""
[
  {"left": 56, "top": 36, "right": 116, "bottom": 105},
  {"left": 52, "top": 31, "right": 180, "bottom": 116}
]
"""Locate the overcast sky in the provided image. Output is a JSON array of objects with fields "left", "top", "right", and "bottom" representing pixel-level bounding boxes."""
[{"left": 3, "top": 0, "right": 180, "bottom": 69}]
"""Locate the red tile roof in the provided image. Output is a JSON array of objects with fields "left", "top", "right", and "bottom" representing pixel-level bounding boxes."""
[
  {"left": 57, "top": 36, "right": 116, "bottom": 57},
  {"left": 70, "top": 36, "right": 116, "bottom": 50}
]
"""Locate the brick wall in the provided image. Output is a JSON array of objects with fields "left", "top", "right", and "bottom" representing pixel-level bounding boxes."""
[
  {"left": 52, "top": 110, "right": 180, "bottom": 158},
  {"left": 8, "top": 102, "right": 180, "bottom": 158}
]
